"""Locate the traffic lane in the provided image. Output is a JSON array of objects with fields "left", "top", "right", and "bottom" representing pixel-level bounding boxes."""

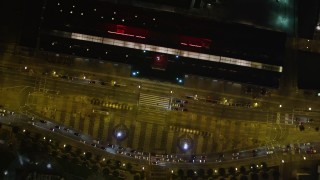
[
  {"left": 163, "top": 155, "right": 273, "bottom": 169},
  {"left": 46, "top": 76, "right": 138, "bottom": 99},
  {"left": 25, "top": 121, "right": 149, "bottom": 165},
  {"left": 1, "top": 59, "right": 275, "bottom": 108},
  {"left": 1, "top": 59, "right": 135, "bottom": 91},
  {"left": 36, "top": 76, "right": 139, "bottom": 103},
  {"left": 173, "top": 86, "right": 320, "bottom": 112},
  {"left": 2, "top": 109, "right": 319, "bottom": 167},
  {"left": 1, "top": 69, "right": 37, "bottom": 87},
  {"left": 178, "top": 93, "right": 280, "bottom": 113},
  {"left": 183, "top": 100, "right": 269, "bottom": 122},
  {"left": 2, "top": 107, "right": 149, "bottom": 166},
  {"left": 1, "top": 63, "right": 138, "bottom": 104},
  {"left": 5, "top": 58, "right": 319, "bottom": 114},
  {"left": 30, "top": 116, "right": 152, "bottom": 164},
  {"left": 5, "top": 55, "right": 320, "bottom": 111},
  {"left": 0, "top": 112, "right": 270, "bottom": 165},
  {"left": 60, "top": 82, "right": 138, "bottom": 104},
  {"left": 31, "top": 118, "right": 115, "bottom": 153}
]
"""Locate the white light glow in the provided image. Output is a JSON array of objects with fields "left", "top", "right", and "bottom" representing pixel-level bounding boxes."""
[
  {"left": 183, "top": 143, "right": 189, "bottom": 150},
  {"left": 117, "top": 132, "right": 122, "bottom": 137},
  {"left": 52, "top": 31, "right": 283, "bottom": 72},
  {"left": 47, "top": 163, "right": 52, "bottom": 169}
]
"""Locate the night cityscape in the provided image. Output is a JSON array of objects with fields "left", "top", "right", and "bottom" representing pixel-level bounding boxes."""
[{"left": 1, "top": 0, "right": 320, "bottom": 179}]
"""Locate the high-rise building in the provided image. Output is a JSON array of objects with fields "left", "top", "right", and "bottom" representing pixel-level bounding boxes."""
[{"left": 1, "top": 0, "right": 320, "bottom": 91}]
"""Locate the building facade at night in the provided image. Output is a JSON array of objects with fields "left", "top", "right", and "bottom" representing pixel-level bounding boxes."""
[{"left": 1, "top": 0, "right": 320, "bottom": 90}]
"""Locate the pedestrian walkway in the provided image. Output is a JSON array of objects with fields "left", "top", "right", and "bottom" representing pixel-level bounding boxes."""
[
  {"left": 27, "top": 93, "right": 277, "bottom": 155},
  {"left": 136, "top": 105, "right": 169, "bottom": 125},
  {"left": 138, "top": 93, "right": 170, "bottom": 109}
]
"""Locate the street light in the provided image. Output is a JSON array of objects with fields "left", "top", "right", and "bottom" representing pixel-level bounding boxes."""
[
  {"left": 308, "top": 107, "right": 312, "bottom": 111},
  {"left": 47, "top": 163, "right": 52, "bottom": 169}
]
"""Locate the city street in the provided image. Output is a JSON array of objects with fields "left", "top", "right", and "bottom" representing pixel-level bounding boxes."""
[{"left": 1, "top": 52, "right": 320, "bottom": 160}]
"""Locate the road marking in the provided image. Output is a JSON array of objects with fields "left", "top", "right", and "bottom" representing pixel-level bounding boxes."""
[
  {"left": 196, "top": 135, "right": 204, "bottom": 154},
  {"left": 166, "top": 131, "right": 175, "bottom": 154},
  {"left": 73, "top": 113, "right": 80, "bottom": 130},
  {"left": 64, "top": 112, "right": 71, "bottom": 126},
  {"left": 155, "top": 126, "right": 164, "bottom": 150},
  {"left": 143, "top": 123, "right": 153, "bottom": 151},
  {"left": 101, "top": 116, "right": 109, "bottom": 142},
  {"left": 131, "top": 121, "right": 141, "bottom": 150},
  {"left": 54, "top": 110, "right": 61, "bottom": 122},
  {"left": 92, "top": 116, "right": 100, "bottom": 138},
  {"left": 83, "top": 117, "right": 90, "bottom": 135}
]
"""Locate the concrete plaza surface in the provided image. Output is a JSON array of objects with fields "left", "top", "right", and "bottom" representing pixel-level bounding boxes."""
[{"left": 1, "top": 51, "right": 320, "bottom": 156}]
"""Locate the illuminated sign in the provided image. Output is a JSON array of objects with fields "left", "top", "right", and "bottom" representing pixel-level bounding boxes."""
[
  {"left": 179, "top": 35, "right": 212, "bottom": 49},
  {"left": 107, "top": 24, "right": 147, "bottom": 39},
  {"left": 151, "top": 54, "right": 168, "bottom": 71}
]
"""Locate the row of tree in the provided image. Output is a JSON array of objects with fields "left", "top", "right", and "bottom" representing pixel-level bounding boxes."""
[{"left": 174, "top": 163, "right": 280, "bottom": 180}]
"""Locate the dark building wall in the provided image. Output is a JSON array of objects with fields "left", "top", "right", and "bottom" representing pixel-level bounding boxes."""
[
  {"left": 297, "top": 51, "right": 320, "bottom": 89},
  {"left": 297, "top": 0, "right": 320, "bottom": 39},
  {"left": 0, "top": 0, "right": 24, "bottom": 43},
  {"left": 19, "top": 0, "right": 44, "bottom": 47}
]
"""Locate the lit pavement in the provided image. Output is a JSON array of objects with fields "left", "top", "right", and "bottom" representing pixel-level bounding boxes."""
[{"left": 1, "top": 52, "right": 320, "bottom": 166}]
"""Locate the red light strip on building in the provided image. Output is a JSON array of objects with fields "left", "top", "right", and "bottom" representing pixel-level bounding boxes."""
[
  {"left": 136, "top": 36, "right": 146, "bottom": 39},
  {"left": 108, "top": 31, "right": 145, "bottom": 39},
  {"left": 189, "top": 44, "right": 202, "bottom": 48},
  {"left": 180, "top": 42, "right": 202, "bottom": 48}
]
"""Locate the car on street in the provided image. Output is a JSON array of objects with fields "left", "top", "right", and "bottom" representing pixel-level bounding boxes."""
[
  {"left": 40, "top": 120, "right": 47, "bottom": 123},
  {"left": 100, "top": 146, "right": 107, "bottom": 150},
  {"left": 232, "top": 152, "right": 239, "bottom": 159},
  {"left": 107, "top": 144, "right": 114, "bottom": 148},
  {"left": 74, "top": 132, "right": 80, "bottom": 136}
]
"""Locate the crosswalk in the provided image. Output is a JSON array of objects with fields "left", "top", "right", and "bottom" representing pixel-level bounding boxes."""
[
  {"left": 275, "top": 112, "right": 294, "bottom": 125},
  {"left": 28, "top": 93, "right": 275, "bottom": 155},
  {"left": 137, "top": 93, "right": 170, "bottom": 125},
  {"left": 138, "top": 93, "right": 170, "bottom": 109}
]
